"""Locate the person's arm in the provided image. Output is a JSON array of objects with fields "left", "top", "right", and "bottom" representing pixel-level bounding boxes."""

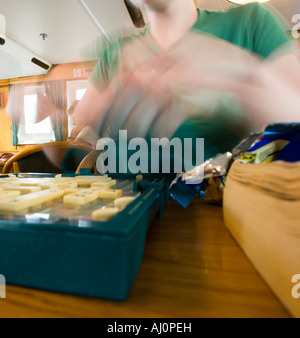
[
  {"left": 237, "top": 55, "right": 300, "bottom": 129},
  {"left": 68, "top": 125, "right": 83, "bottom": 141},
  {"left": 237, "top": 3, "right": 300, "bottom": 128},
  {"left": 71, "top": 83, "right": 114, "bottom": 128},
  {"left": 162, "top": 4, "right": 300, "bottom": 130},
  {"left": 71, "top": 42, "right": 123, "bottom": 130}
]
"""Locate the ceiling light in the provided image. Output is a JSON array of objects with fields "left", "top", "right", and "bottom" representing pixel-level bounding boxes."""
[{"left": 227, "top": 0, "right": 270, "bottom": 4}]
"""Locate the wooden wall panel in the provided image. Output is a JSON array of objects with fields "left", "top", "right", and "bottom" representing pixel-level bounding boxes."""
[{"left": 0, "top": 86, "right": 16, "bottom": 153}]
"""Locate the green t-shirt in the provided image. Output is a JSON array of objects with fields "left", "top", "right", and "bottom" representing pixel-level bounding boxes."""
[
  {"left": 193, "top": 3, "right": 291, "bottom": 59},
  {"left": 91, "top": 3, "right": 291, "bottom": 87},
  {"left": 90, "top": 3, "right": 292, "bottom": 163}
]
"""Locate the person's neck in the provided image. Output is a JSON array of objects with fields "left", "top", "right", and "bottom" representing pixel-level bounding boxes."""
[{"left": 146, "top": 1, "right": 198, "bottom": 51}]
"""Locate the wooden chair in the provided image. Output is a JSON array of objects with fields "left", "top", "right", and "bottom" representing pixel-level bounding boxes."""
[
  {"left": 2, "top": 141, "right": 94, "bottom": 174},
  {"left": 0, "top": 153, "right": 15, "bottom": 174},
  {"left": 76, "top": 149, "right": 101, "bottom": 174}
]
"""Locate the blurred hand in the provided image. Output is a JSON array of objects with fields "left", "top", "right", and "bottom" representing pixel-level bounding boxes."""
[{"left": 72, "top": 31, "right": 300, "bottom": 139}]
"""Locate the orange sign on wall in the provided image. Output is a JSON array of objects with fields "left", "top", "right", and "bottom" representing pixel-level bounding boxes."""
[{"left": 73, "top": 68, "right": 94, "bottom": 78}]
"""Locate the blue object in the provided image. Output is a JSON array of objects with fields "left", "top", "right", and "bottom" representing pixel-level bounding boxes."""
[
  {"left": 241, "top": 123, "right": 300, "bottom": 164},
  {"left": 0, "top": 173, "right": 170, "bottom": 301},
  {"left": 276, "top": 138, "right": 300, "bottom": 162},
  {"left": 169, "top": 177, "right": 200, "bottom": 208},
  {"left": 248, "top": 123, "right": 300, "bottom": 152}
]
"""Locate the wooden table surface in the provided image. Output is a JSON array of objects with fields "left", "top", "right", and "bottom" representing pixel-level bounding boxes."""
[{"left": 0, "top": 199, "right": 291, "bottom": 318}]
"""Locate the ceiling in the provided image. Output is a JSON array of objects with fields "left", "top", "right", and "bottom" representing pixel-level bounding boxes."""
[
  {"left": 0, "top": 0, "right": 299, "bottom": 69},
  {"left": 0, "top": 0, "right": 137, "bottom": 65}
]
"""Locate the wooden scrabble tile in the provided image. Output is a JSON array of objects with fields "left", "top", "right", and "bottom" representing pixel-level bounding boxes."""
[
  {"left": 91, "top": 180, "right": 116, "bottom": 188},
  {"left": 0, "top": 189, "right": 64, "bottom": 212},
  {"left": 92, "top": 207, "right": 120, "bottom": 221},
  {"left": 98, "top": 189, "right": 123, "bottom": 200},
  {"left": 0, "top": 191, "right": 21, "bottom": 199},
  {"left": 3, "top": 186, "right": 42, "bottom": 194},
  {"left": 114, "top": 197, "right": 136, "bottom": 211},
  {"left": 56, "top": 182, "right": 78, "bottom": 189},
  {"left": 63, "top": 190, "right": 99, "bottom": 206}
]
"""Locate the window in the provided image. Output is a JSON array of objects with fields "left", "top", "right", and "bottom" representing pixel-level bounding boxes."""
[
  {"left": 17, "top": 85, "right": 55, "bottom": 145},
  {"left": 66, "top": 80, "right": 89, "bottom": 137}
]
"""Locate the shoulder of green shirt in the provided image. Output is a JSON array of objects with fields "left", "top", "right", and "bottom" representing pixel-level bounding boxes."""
[
  {"left": 238, "top": 2, "right": 291, "bottom": 58},
  {"left": 195, "top": 2, "right": 291, "bottom": 59},
  {"left": 89, "top": 29, "right": 147, "bottom": 90},
  {"left": 90, "top": 3, "right": 293, "bottom": 89}
]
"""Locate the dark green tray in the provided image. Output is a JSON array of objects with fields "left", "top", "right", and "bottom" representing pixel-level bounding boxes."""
[{"left": 0, "top": 173, "right": 170, "bottom": 300}]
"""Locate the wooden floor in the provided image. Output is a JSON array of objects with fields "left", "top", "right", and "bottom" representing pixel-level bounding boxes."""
[{"left": 0, "top": 199, "right": 290, "bottom": 318}]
